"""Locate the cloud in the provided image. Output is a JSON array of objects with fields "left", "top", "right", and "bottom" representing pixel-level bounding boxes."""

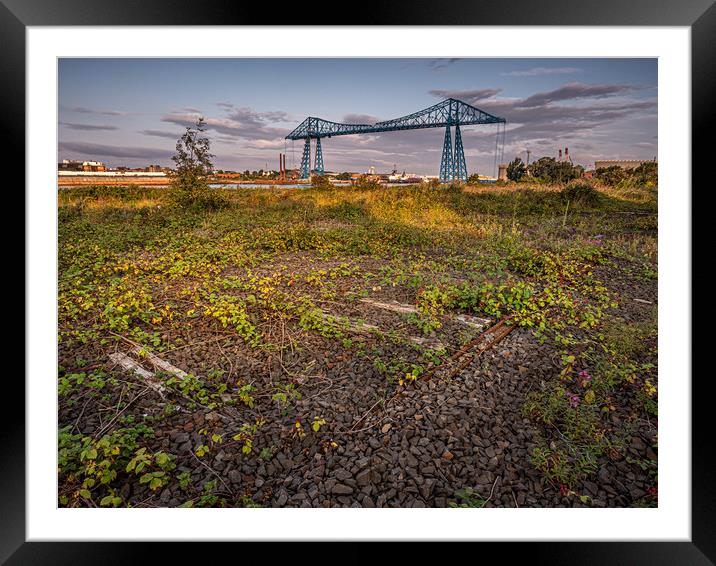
[
  {"left": 60, "top": 122, "right": 118, "bottom": 131},
  {"left": 429, "top": 88, "right": 503, "bottom": 104},
  {"left": 61, "top": 105, "right": 130, "bottom": 116},
  {"left": 500, "top": 67, "right": 582, "bottom": 77},
  {"left": 427, "top": 58, "right": 461, "bottom": 71},
  {"left": 428, "top": 82, "right": 657, "bottom": 170},
  {"left": 56, "top": 77, "right": 656, "bottom": 175},
  {"left": 342, "top": 113, "right": 379, "bottom": 124},
  {"left": 432, "top": 84, "right": 655, "bottom": 144},
  {"left": 161, "top": 106, "right": 290, "bottom": 140},
  {"left": 517, "top": 82, "right": 639, "bottom": 108},
  {"left": 140, "top": 129, "right": 182, "bottom": 139},
  {"left": 58, "top": 141, "right": 172, "bottom": 160},
  {"left": 225, "top": 107, "right": 290, "bottom": 125},
  {"left": 244, "top": 138, "right": 288, "bottom": 150}
]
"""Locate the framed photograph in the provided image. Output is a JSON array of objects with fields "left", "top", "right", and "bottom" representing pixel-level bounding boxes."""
[{"left": 9, "top": 0, "right": 711, "bottom": 560}]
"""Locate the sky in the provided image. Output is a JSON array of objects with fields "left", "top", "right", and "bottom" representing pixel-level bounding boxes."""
[{"left": 58, "top": 58, "right": 657, "bottom": 176}]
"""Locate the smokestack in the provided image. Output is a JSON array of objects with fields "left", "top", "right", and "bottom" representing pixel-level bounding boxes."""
[{"left": 558, "top": 149, "right": 563, "bottom": 161}]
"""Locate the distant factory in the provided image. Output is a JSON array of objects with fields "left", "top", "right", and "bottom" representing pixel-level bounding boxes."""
[
  {"left": 58, "top": 159, "right": 107, "bottom": 172},
  {"left": 58, "top": 160, "right": 172, "bottom": 177}
]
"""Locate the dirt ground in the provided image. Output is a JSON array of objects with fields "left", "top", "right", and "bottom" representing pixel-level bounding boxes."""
[{"left": 58, "top": 183, "right": 658, "bottom": 508}]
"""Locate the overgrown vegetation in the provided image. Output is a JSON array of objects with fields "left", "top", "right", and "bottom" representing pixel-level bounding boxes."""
[
  {"left": 527, "top": 156, "right": 584, "bottom": 184},
  {"left": 58, "top": 179, "right": 657, "bottom": 507},
  {"left": 595, "top": 162, "right": 658, "bottom": 188}
]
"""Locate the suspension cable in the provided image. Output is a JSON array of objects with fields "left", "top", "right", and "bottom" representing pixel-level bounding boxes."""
[
  {"left": 493, "top": 123, "right": 499, "bottom": 179},
  {"left": 500, "top": 122, "right": 506, "bottom": 166}
]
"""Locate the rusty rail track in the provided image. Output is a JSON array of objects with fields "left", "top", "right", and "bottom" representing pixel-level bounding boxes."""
[{"left": 347, "top": 317, "right": 516, "bottom": 433}]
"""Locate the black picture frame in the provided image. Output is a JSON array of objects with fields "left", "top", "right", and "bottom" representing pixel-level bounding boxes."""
[{"left": 6, "top": 0, "right": 712, "bottom": 561}]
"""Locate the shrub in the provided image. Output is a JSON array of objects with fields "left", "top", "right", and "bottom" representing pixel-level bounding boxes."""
[
  {"left": 561, "top": 181, "right": 600, "bottom": 206},
  {"left": 311, "top": 175, "right": 333, "bottom": 189},
  {"left": 507, "top": 157, "right": 526, "bottom": 182}
]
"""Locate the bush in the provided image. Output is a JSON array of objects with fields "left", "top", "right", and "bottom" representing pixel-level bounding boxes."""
[
  {"left": 442, "top": 182, "right": 464, "bottom": 194},
  {"left": 561, "top": 182, "right": 600, "bottom": 206},
  {"left": 528, "top": 157, "right": 581, "bottom": 185},
  {"left": 171, "top": 184, "right": 229, "bottom": 211},
  {"left": 353, "top": 176, "right": 381, "bottom": 190},
  {"left": 507, "top": 157, "right": 526, "bottom": 182},
  {"left": 595, "top": 162, "right": 658, "bottom": 188},
  {"left": 629, "top": 162, "right": 658, "bottom": 187},
  {"left": 594, "top": 165, "right": 627, "bottom": 187},
  {"left": 311, "top": 175, "right": 333, "bottom": 189}
]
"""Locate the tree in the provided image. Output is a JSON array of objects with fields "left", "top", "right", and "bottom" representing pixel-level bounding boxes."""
[
  {"left": 595, "top": 165, "right": 627, "bottom": 186},
  {"left": 467, "top": 173, "right": 481, "bottom": 184},
  {"left": 311, "top": 174, "right": 332, "bottom": 189},
  {"left": 528, "top": 157, "right": 580, "bottom": 185},
  {"left": 506, "top": 157, "right": 526, "bottom": 182},
  {"left": 629, "top": 162, "right": 658, "bottom": 187},
  {"left": 170, "top": 118, "right": 225, "bottom": 209}
]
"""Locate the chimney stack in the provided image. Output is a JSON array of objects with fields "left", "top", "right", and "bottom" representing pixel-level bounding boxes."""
[
  {"left": 279, "top": 153, "right": 286, "bottom": 181},
  {"left": 558, "top": 149, "right": 563, "bottom": 161}
]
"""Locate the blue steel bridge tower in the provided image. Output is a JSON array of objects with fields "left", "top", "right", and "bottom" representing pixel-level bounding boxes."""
[
  {"left": 439, "top": 123, "right": 453, "bottom": 183},
  {"left": 313, "top": 137, "right": 324, "bottom": 175},
  {"left": 453, "top": 124, "right": 468, "bottom": 183},
  {"left": 286, "top": 98, "right": 506, "bottom": 182}
]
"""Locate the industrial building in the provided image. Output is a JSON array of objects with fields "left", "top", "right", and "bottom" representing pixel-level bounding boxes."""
[{"left": 58, "top": 159, "right": 107, "bottom": 172}]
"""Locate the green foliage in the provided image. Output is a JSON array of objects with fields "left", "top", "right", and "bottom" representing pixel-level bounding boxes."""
[
  {"left": 353, "top": 175, "right": 382, "bottom": 190},
  {"left": 594, "top": 165, "right": 627, "bottom": 187},
  {"left": 629, "top": 161, "right": 658, "bottom": 187},
  {"left": 413, "top": 285, "right": 452, "bottom": 333},
  {"left": 595, "top": 162, "right": 658, "bottom": 188},
  {"left": 58, "top": 423, "right": 175, "bottom": 507},
  {"left": 311, "top": 174, "right": 332, "bottom": 189},
  {"left": 528, "top": 157, "right": 581, "bottom": 184},
  {"left": 170, "top": 118, "right": 228, "bottom": 210},
  {"left": 311, "top": 416, "right": 327, "bottom": 432},
  {"left": 161, "top": 371, "right": 228, "bottom": 410},
  {"left": 561, "top": 181, "right": 601, "bottom": 207},
  {"left": 58, "top": 176, "right": 657, "bottom": 505},
  {"left": 450, "top": 487, "right": 487, "bottom": 508},
  {"left": 201, "top": 292, "right": 258, "bottom": 344},
  {"left": 193, "top": 479, "right": 226, "bottom": 507},
  {"left": 232, "top": 419, "right": 265, "bottom": 455},
  {"left": 506, "top": 157, "right": 526, "bottom": 182},
  {"left": 272, "top": 383, "right": 302, "bottom": 415},
  {"left": 236, "top": 383, "right": 256, "bottom": 408}
]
